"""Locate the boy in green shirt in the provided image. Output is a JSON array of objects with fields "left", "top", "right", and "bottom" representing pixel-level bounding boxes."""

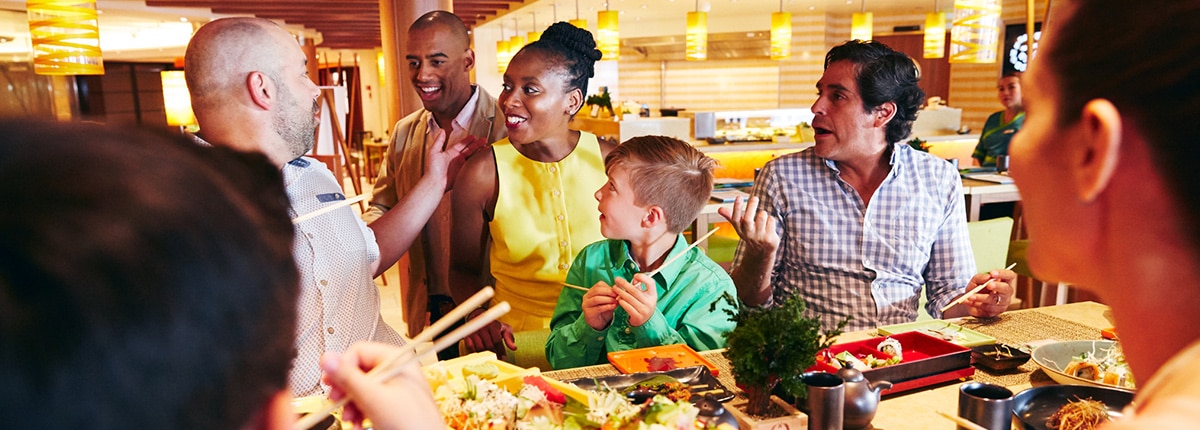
[{"left": 545, "top": 135, "right": 739, "bottom": 369}]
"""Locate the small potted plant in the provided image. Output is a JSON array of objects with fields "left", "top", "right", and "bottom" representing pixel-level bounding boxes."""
[
  {"left": 723, "top": 296, "right": 846, "bottom": 417},
  {"left": 585, "top": 88, "right": 614, "bottom": 118}
]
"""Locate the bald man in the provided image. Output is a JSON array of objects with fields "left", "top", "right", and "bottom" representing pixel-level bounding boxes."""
[
  {"left": 364, "top": 11, "right": 506, "bottom": 350},
  {"left": 184, "top": 17, "right": 483, "bottom": 397}
]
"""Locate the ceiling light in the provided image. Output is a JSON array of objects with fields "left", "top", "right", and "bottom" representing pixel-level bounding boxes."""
[{"left": 949, "top": 0, "right": 1001, "bottom": 63}]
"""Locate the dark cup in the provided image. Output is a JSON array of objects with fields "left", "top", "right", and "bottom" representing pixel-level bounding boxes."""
[
  {"left": 996, "top": 155, "right": 1010, "bottom": 174},
  {"left": 802, "top": 371, "right": 844, "bottom": 430},
  {"left": 958, "top": 382, "right": 1014, "bottom": 430}
]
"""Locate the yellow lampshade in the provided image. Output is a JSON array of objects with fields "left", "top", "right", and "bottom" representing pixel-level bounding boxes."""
[
  {"left": 509, "top": 35, "right": 525, "bottom": 51},
  {"left": 160, "top": 70, "right": 195, "bottom": 127},
  {"left": 496, "top": 39, "right": 510, "bottom": 74},
  {"left": 597, "top": 10, "right": 619, "bottom": 61},
  {"left": 527, "top": 31, "right": 542, "bottom": 43},
  {"left": 770, "top": 12, "right": 792, "bottom": 60},
  {"left": 686, "top": 11, "right": 707, "bottom": 61},
  {"left": 851, "top": 12, "right": 873, "bottom": 41},
  {"left": 924, "top": 12, "right": 946, "bottom": 58},
  {"left": 570, "top": 18, "right": 587, "bottom": 29},
  {"left": 27, "top": 0, "right": 104, "bottom": 75},
  {"left": 950, "top": 0, "right": 1002, "bottom": 63}
]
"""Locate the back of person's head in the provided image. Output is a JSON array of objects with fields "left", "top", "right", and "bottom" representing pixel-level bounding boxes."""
[
  {"left": 605, "top": 135, "right": 717, "bottom": 233},
  {"left": 825, "top": 40, "right": 925, "bottom": 144},
  {"left": 520, "top": 22, "right": 603, "bottom": 103},
  {"left": 0, "top": 119, "right": 298, "bottom": 429},
  {"left": 1041, "top": 0, "right": 1200, "bottom": 247},
  {"left": 185, "top": 17, "right": 283, "bottom": 110},
  {"left": 409, "top": 10, "right": 470, "bottom": 48}
]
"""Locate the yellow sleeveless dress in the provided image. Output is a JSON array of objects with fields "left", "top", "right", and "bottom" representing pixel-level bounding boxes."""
[{"left": 490, "top": 132, "right": 606, "bottom": 331}]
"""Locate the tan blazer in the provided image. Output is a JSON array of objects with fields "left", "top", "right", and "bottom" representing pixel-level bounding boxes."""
[{"left": 365, "top": 86, "right": 506, "bottom": 337}]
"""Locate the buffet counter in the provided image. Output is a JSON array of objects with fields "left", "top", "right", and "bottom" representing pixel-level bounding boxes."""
[{"left": 543, "top": 301, "right": 1114, "bottom": 430}]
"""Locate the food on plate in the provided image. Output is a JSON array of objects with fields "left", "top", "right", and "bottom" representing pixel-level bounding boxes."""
[
  {"left": 1046, "top": 397, "right": 1111, "bottom": 430},
  {"left": 619, "top": 375, "right": 692, "bottom": 403},
  {"left": 1060, "top": 344, "right": 1136, "bottom": 389},
  {"left": 918, "top": 323, "right": 965, "bottom": 342},
  {"left": 821, "top": 349, "right": 902, "bottom": 371},
  {"left": 463, "top": 362, "right": 501, "bottom": 380},
  {"left": 877, "top": 337, "right": 903, "bottom": 361},
  {"left": 645, "top": 356, "right": 679, "bottom": 372}
]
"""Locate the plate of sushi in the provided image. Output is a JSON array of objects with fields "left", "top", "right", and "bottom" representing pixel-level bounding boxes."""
[{"left": 1031, "top": 340, "right": 1136, "bottom": 392}]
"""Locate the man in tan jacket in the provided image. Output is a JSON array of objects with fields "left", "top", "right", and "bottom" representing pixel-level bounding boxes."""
[{"left": 365, "top": 11, "right": 506, "bottom": 356}]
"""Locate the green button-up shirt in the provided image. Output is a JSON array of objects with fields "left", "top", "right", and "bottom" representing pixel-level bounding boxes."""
[{"left": 545, "top": 236, "right": 739, "bottom": 369}]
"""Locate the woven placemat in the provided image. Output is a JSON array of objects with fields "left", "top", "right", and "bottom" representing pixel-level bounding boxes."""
[{"left": 954, "top": 310, "right": 1102, "bottom": 386}]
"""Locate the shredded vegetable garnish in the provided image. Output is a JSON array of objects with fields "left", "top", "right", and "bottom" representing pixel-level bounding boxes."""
[{"left": 1045, "top": 397, "right": 1111, "bottom": 430}]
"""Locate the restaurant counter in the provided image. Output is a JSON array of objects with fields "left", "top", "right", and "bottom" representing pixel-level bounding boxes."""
[{"left": 543, "top": 301, "right": 1114, "bottom": 430}]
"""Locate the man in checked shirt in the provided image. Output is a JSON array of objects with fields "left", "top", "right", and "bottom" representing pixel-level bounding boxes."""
[{"left": 719, "top": 40, "right": 1017, "bottom": 332}]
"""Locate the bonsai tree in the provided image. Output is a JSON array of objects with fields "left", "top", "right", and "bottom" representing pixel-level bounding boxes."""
[{"left": 723, "top": 296, "right": 847, "bottom": 416}]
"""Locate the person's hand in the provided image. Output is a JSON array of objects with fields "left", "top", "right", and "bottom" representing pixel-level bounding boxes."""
[
  {"left": 426, "top": 134, "right": 488, "bottom": 192},
  {"left": 581, "top": 282, "right": 619, "bottom": 331},
  {"left": 717, "top": 196, "right": 780, "bottom": 255},
  {"left": 462, "top": 309, "right": 516, "bottom": 358},
  {"left": 960, "top": 268, "right": 1017, "bottom": 317},
  {"left": 320, "top": 342, "right": 445, "bottom": 430},
  {"left": 614, "top": 273, "right": 658, "bottom": 327}
]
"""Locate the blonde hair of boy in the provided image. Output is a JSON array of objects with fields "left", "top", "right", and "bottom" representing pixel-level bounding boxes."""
[{"left": 604, "top": 135, "right": 718, "bottom": 234}]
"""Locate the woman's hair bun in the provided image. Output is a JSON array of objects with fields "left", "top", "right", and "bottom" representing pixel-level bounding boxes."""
[{"left": 540, "top": 21, "right": 603, "bottom": 62}]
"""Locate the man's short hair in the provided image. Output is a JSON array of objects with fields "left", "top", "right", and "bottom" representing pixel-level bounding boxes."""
[
  {"left": 0, "top": 120, "right": 298, "bottom": 429},
  {"left": 605, "top": 135, "right": 718, "bottom": 233},
  {"left": 825, "top": 40, "right": 925, "bottom": 144}
]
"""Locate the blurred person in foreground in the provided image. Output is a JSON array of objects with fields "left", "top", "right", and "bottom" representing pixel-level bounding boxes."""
[
  {"left": 185, "top": 17, "right": 484, "bottom": 397},
  {"left": 365, "top": 11, "right": 507, "bottom": 355},
  {"left": 1009, "top": 0, "right": 1200, "bottom": 426},
  {"left": 719, "top": 40, "right": 1016, "bottom": 332},
  {"left": 973, "top": 72, "right": 1024, "bottom": 167},
  {"left": 0, "top": 120, "right": 297, "bottom": 429}
]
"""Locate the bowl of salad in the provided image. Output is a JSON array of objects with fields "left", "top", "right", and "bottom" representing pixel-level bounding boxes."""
[{"left": 1031, "top": 340, "right": 1135, "bottom": 392}]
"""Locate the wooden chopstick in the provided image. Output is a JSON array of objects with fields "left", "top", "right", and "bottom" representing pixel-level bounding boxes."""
[
  {"left": 292, "top": 193, "right": 371, "bottom": 224},
  {"left": 940, "top": 262, "right": 1018, "bottom": 312},
  {"left": 562, "top": 283, "right": 590, "bottom": 293},
  {"left": 291, "top": 289, "right": 504, "bottom": 430},
  {"left": 936, "top": 411, "right": 988, "bottom": 430},
  {"left": 644, "top": 227, "right": 720, "bottom": 278}
]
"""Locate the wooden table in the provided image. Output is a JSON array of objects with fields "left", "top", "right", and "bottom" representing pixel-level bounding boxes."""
[
  {"left": 689, "top": 178, "right": 1023, "bottom": 251},
  {"left": 543, "top": 302, "right": 1114, "bottom": 430}
]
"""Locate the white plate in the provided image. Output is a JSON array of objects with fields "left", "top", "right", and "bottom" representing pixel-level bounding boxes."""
[{"left": 1030, "top": 340, "right": 1135, "bottom": 392}]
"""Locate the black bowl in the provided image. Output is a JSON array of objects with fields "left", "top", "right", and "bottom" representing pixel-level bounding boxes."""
[
  {"left": 971, "top": 344, "right": 1031, "bottom": 371},
  {"left": 1011, "top": 385, "right": 1134, "bottom": 430}
]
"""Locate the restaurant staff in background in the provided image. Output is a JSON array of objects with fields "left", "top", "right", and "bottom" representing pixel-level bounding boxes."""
[
  {"left": 184, "top": 17, "right": 484, "bottom": 397},
  {"left": 973, "top": 72, "right": 1025, "bottom": 167},
  {"left": 1009, "top": 0, "right": 1200, "bottom": 426},
  {"left": 364, "top": 11, "right": 507, "bottom": 359},
  {"left": 451, "top": 22, "right": 616, "bottom": 358},
  {"left": 0, "top": 120, "right": 303, "bottom": 429},
  {"left": 719, "top": 40, "right": 1016, "bottom": 332}
]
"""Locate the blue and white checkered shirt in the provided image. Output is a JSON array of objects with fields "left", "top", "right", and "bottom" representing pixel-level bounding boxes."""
[{"left": 734, "top": 143, "right": 975, "bottom": 332}]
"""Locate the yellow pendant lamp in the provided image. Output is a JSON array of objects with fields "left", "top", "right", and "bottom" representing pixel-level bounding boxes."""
[
  {"left": 686, "top": 0, "right": 707, "bottom": 61},
  {"left": 160, "top": 70, "right": 195, "bottom": 128},
  {"left": 949, "top": 0, "right": 1002, "bottom": 63},
  {"left": 771, "top": 1, "right": 791, "bottom": 60},
  {"left": 27, "top": 0, "right": 104, "bottom": 75},
  {"left": 850, "top": 0, "right": 873, "bottom": 41},
  {"left": 496, "top": 23, "right": 511, "bottom": 74},
  {"left": 597, "top": 8, "right": 619, "bottom": 61},
  {"left": 570, "top": 0, "right": 587, "bottom": 29},
  {"left": 527, "top": 11, "right": 541, "bottom": 43},
  {"left": 924, "top": 4, "right": 946, "bottom": 59}
]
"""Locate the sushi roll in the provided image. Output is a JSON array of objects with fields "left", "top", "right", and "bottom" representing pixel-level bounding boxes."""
[{"left": 877, "top": 337, "right": 903, "bottom": 361}]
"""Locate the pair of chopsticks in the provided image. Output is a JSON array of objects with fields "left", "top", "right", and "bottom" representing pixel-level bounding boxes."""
[
  {"left": 940, "top": 262, "right": 1019, "bottom": 312},
  {"left": 560, "top": 227, "right": 720, "bottom": 294},
  {"left": 291, "top": 193, "right": 372, "bottom": 224},
  {"left": 292, "top": 287, "right": 510, "bottom": 430},
  {"left": 936, "top": 410, "right": 988, "bottom": 430}
]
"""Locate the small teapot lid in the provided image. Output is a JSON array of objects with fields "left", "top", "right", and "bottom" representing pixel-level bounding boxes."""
[{"left": 837, "top": 363, "right": 866, "bottom": 382}]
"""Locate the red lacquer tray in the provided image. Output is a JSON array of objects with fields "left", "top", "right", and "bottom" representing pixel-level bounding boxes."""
[{"left": 807, "top": 331, "right": 974, "bottom": 395}]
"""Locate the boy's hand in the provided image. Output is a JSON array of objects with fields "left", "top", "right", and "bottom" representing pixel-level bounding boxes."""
[
  {"left": 582, "top": 282, "right": 619, "bottom": 331},
  {"left": 614, "top": 273, "right": 658, "bottom": 327}
]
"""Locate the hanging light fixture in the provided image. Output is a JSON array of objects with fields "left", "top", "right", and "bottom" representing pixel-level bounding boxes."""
[
  {"left": 508, "top": 18, "right": 525, "bottom": 62},
  {"left": 160, "top": 70, "right": 195, "bottom": 129},
  {"left": 850, "top": 0, "right": 873, "bottom": 41},
  {"left": 950, "top": 0, "right": 1002, "bottom": 63},
  {"left": 686, "top": 0, "right": 707, "bottom": 61},
  {"left": 570, "top": 0, "right": 587, "bottom": 29},
  {"left": 770, "top": 0, "right": 791, "bottom": 60},
  {"left": 527, "top": 11, "right": 541, "bottom": 43},
  {"left": 597, "top": 3, "right": 619, "bottom": 61},
  {"left": 924, "top": 0, "right": 946, "bottom": 58},
  {"left": 27, "top": 0, "right": 104, "bottom": 75},
  {"left": 496, "top": 22, "right": 510, "bottom": 74}
]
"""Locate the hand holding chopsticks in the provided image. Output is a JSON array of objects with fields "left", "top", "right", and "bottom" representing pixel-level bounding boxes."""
[
  {"left": 941, "top": 262, "right": 1018, "bottom": 313},
  {"left": 293, "top": 288, "right": 509, "bottom": 430}
]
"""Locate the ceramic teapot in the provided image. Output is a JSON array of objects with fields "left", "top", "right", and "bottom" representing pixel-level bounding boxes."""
[{"left": 837, "top": 364, "right": 893, "bottom": 430}]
